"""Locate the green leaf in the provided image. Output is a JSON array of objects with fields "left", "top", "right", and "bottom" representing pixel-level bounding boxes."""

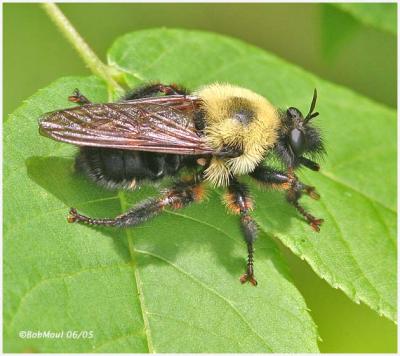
[
  {"left": 108, "top": 29, "right": 396, "bottom": 320},
  {"left": 5, "top": 78, "right": 317, "bottom": 352},
  {"left": 332, "top": 3, "right": 397, "bottom": 35},
  {"left": 4, "top": 27, "right": 396, "bottom": 353},
  {"left": 320, "top": 5, "right": 360, "bottom": 60}
]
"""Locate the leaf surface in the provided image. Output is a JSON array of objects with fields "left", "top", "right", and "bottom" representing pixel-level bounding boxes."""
[
  {"left": 333, "top": 3, "right": 397, "bottom": 35},
  {"left": 4, "top": 28, "right": 396, "bottom": 353},
  {"left": 5, "top": 80, "right": 317, "bottom": 352},
  {"left": 108, "top": 29, "right": 397, "bottom": 321}
]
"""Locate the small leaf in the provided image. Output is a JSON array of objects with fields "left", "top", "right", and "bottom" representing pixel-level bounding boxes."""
[
  {"left": 5, "top": 79, "right": 317, "bottom": 351},
  {"left": 332, "top": 3, "right": 397, "bottom": 35}
]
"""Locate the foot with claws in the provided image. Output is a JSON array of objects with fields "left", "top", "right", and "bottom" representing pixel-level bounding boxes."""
[{"left": 286, "top": 173, "right": 324, "bottom": 232}]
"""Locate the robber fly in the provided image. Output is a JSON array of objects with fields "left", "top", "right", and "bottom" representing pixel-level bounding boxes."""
[{"left": 39, "top": 82, "right": 325, "bottom": 285}]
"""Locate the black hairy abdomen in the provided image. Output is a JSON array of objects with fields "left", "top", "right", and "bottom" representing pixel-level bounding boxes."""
[{"left": 76, "top": 147, "right": 195, "bottom": 189}]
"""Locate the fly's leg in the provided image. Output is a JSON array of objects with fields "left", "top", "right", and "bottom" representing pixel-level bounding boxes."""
[
  {"left": 68, "top": 88, "right": 92, "bottom": 105},
  {"left": 68, "top": 83, "right": 189, "bottom": 105},
  {"left": 224, "top": 178, "right": 258, "bottom": 286},
  {"left": 285, "top": 172, "right": 324, "bottom": 232},
  {"left": 68, "top": 176, "right": 205, "bottom": 227},
  {"left": 250, "top": 165, "right": 324, "bottom": 232},
  {"left": 123, "top": 83, "right": 189, "bottom": 100}
]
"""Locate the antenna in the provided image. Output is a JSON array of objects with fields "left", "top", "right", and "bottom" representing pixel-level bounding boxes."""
[{"left": 304, "top": 89, "right": 319, "bottom": 124}]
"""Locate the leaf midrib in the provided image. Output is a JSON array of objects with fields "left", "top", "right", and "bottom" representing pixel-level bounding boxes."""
[
  {"left": 117, "top": 191, "right": 154, "bottom": 353},
  {"left": 117, "top": 189, "right": 275, "bottom": 352}
]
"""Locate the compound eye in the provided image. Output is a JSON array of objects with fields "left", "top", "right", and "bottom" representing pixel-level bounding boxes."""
[
  {"left": 287, "top": 107, "right": 303, "bottom": 119},
  {"left": 289, "top": 128, "right": 306, "bottom": 155}
]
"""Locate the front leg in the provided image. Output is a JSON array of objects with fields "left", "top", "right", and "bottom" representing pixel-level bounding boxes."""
[
  {"left": 250, "top": 165, "right": 324, "bottom": 232},
  {"left": 224, "top": 178, "right": 258, "bottom": 286},
  {"left": 285, "top": 173, "right": 324, "bottom": 232}
]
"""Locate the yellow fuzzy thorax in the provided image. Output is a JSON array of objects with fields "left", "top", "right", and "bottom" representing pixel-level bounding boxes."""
[{"left": 195, "top": 83, "right": 280, "bottom": 186}]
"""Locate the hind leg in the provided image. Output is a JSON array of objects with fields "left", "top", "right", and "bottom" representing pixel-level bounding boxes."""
[
  {"left": 122, "top": 83, "right": 189, "bottom": 100},
  {"left": 68, "top": 175, "right": 205, "bottom": 227}
]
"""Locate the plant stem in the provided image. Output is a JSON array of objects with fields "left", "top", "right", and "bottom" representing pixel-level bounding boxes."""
[{"left": 42, "top": 3, "right": 124, "bottom": 94}]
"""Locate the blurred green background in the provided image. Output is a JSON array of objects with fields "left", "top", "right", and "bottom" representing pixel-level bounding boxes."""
[{"left": 3, "top": 3, "right": 397, "bottom": 353}]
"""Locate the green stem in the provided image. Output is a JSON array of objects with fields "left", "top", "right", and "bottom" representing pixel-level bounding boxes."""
[{"left": 42, "top": 3, "right": 124, "bottom": 94}]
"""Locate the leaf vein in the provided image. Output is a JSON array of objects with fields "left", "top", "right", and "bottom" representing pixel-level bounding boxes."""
[
  {"left": 320, "top": 170, "right": 395, "bottom": 212},
  {"left": 90, "top": 330, "right": 147, "bottom": 352},
  {"left": 146, "top": 312, "right": 244, "bottom": 349},
  {"left": 134, "top": 248, "right": 273, "bottom": 351},
  {"left": 165, "top": 210, "right": 240, "bottom": 245},
  {"left": 7, "top": 262, "right": 132, "bottom": 329},
  {"left": 117, "top": 191, "right": 155, "bottom": 353},
  {"left": 317, "top": 197, "right": 391, "bottom": 313}
]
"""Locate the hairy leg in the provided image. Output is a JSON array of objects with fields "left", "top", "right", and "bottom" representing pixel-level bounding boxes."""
[
  {"left": 67, "top": 83, "right": 189, "bottom": 106},
  {"left": 68, "top": 176, "right": 205, "bottom": 227},
  {"left": 68, "top": 88, "right": 92, "bottom": 105},
  {"left": 250, "top": 165, "right": 324, "bottom": 231},
  {"left": 224, "top": 178, "right": 258, "bottom": 286},
  {"left": 122, "top": 83, "right": 189, "bottom": 100}
]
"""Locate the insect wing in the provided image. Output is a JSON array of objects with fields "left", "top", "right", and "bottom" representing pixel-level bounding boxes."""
[{"left": 39, "top": 98, "right": 214, "bottom": 155}]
